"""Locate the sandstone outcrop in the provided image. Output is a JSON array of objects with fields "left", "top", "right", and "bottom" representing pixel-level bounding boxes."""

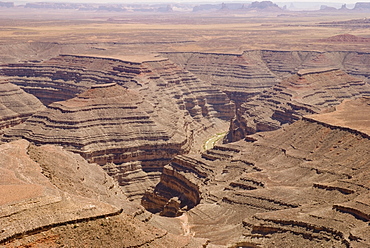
[
  {"left": 248, "top": 1, "right": 282, "bottom": 11},
  {"left": 163, "top": 51, "right": 281, "bottom": 105},
  {"left": 227, "top": 68, "right": 370, "bottom": 141},
  {"left": 0, "top": 79, "right": 44, "bottom": 131},
  {"left": 0, "top": 54, "right": 145, "bottom": 105},
  {"left": 0, "top": 139, "right": 125, "bottom": 244},
  {"left": 2, "top": 54, "right": 234, "bottom": 201},
  {"left": 144, "top": 97, "right": 370, "bottom": 247},
  {"left": 0, "top": 139, "right": 207, "bottom": 247},
  {"left": 165, "top": 50, "right": 370, "bottom": 86}
]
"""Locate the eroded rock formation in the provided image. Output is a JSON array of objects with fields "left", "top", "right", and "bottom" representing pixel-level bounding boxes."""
[
  {"left": 0, "top": 79, "right": 44, "bottom": 131},
  {"left": 164, "top": 50, "right": 370, "bottom": 87},
  {"left": 227, "top": 68, "right": 370, "bottom": 141},
  {"left": 162, "top": 51, "right": 280, "bottom": 105},
  {"left": 0, "top": 139, "right": 207, "bottom": 247},
  {"left": 2, "top": 55, "right": 234, "bottom": 201},
  {"left": 0, "top": 139, "right": 126, "bottom": 244},
  {"left": 144, "top": 97, "right": 370, "bottom": 247},
  {"left": 0, "top": 54, "right": 144, "bottom": 105},
  {"left": 2, "top": 49, "right": 370, "bottom": 247}
]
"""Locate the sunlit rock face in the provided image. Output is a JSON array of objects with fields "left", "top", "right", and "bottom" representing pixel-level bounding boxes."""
[
  {"left": 2, "top": 54, "right": 234, "bottom": 201},
  {"left": 0, "top": 79, "right": 44, "bottom": 131},
  {"left": 227, "top": 68, "right": 370, "bottom": 142},
  {"left": 143, "top": 97, "right": 370, "bottom": 247}
]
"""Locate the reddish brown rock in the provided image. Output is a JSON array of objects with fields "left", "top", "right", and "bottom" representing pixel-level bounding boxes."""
[
  {"left": 0, "top": 139, "right": 206, "bottom": 247},
  {"left": 2, "top": 56, "right": 234, "bottom": 201},
  {"left": 144, "top": 97, "right": 370, "bottom": 247},
  {"left": 227, "top": 68, "right": 370, "bottom": 142},
  {"left": 0, "top": 139, "right": 125, "bottom": 244}
]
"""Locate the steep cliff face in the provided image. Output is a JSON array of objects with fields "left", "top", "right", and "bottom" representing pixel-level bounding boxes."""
[
  {"left": 3, "top": 83, "right": 179, "bottom": 164},
  {"left": 144, "top": 97, "right": 370, "bottom": 247},
  {"left": 227, "top": 68, "right": 370, "bottom": 141},
  {"left": 2, "top": 54, "right": 234, "bottom": 201},
  {"left": 261, "top": 50, "right": 370, "bottom": 86},
  {"left": 0, "top": 54, "right": 145, "bottom": 105},
  {"left": 0, "top": 54, "right": 234, "bottom": 120},
  {"left": 0, "top": 79, "right": 44, "bottom": 131},
  {"left": 0, "top": 139, "right": 204, "bottom": 247},
  {"left": 164, "top": 51, "right": 370, "bottom": 118},
  {"left": 162, "top": 51, "right": 281, "bottom": 106}
]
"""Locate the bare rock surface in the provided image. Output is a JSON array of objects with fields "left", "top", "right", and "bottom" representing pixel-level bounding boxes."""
[
  {"left": 0, "top": 139, "right": 204, "bottom": 247},
  {"left": 2, "top": 55, "right": 234, "bottom": 201},
  {"left": 144, "top": 97, "right": 370, "bottom": 247},
  {"left": 227, "top": 68, "right": 370, "bottom": 141},
  {"left": 0, "top": 79, "right": 44, "bottom": 131},
  {"left": 320, "top": 34, "right": 370, "bottom": 43},
  {"left": 0, "top": 139, "right": 124, "bottom": 243},
  {"left": 163, "top": 51, "right": 281, "bottom": 105},
  {"left": 165, "top": 50, "right": 370, "bottom": 87},
  {"left": 304, "top": 96, "right": 370, "bottom": 136}
]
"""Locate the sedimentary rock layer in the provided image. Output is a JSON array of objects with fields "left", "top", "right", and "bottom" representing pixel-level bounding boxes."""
[
  {"left": 2, "top": 54, "right": 234, "bottom": 201},
  {"left": 227, "top": 68, "right": 370, "bottom": 141},
  {"left": 0, "top": 54, "right": 145, "bottom": 105},
  {"left": 0, "top": 139, "right": 126, "bottom": 244},
  {"left": 0, "top": 139, "right": 206, "bottom": 247},
  {"left": 1, "top": 56, "right": 234, "bottom": 155},
  {"left": 0, "top": 79, "right": 44, "bottom": 131},
  {"left": 165, "top": 50, "right": 370, "bottom": 82},
  {"left": 163, "top": 51, "right": 281, "bottom": 104},
  {"left": 144, "top": 97, "right": 370, "bottom": 247}
]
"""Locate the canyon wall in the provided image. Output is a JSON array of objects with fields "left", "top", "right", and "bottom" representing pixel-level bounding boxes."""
[
  {"left": 1, "top": 54, "right": 234, "bottom": 201},
  {"left": 164, "top": 50, "right": 370, "bottom": 109},
  {"left": 165, "top": 50, "right": 370, "bottom": 83},
  {"left": 227, "top": 68, "right": 370, "bottom": 141},
  {"left": 0, "top": 139, "right": 206, "bottom": 247},
  {"left": 145, "top": 97, "right": 370, "bottom": 247},
  {"left": 0, "top": 79, "right": 44, "bottom": 131},
  {"left": 0, "top": 54, "right": 145, "bottom": 105},
  {"left": 163, "top": 51, "right": 281, "bottom": 106}
]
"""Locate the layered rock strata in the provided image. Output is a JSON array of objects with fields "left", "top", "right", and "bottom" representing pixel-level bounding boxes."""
[
  {"left": 0, "top": 79, "right": 44, "bottom": 131},
  {"left": 0, "top": 54, "right": 145, "bottom": 105},
  {"left": 144, "top": 97, "right": 370, "bottom": 247},
  {"left": 165, "top": 50, "right": 370, "bottom": 82},
  {"left": 2, "top": 55, "right": 234, "bottom": 200},
  {"left": 0, "top": 139, "right": 126, "bottom": 244},
  {"left": 0, "top": 139, "right": 205, "bottom": 247},
  {"left": 163, "top": 51, "right": 281, "bottom": 105},
  {"left": 227, "top": 68, "right": 370, "bottom": 141},
  {"left": 2, "top": 83, "right": 185, "bottom": 201}
]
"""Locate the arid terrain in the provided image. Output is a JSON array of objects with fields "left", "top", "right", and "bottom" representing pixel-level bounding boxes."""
[{"left": 0, "top": 1, "right": 370, "bottom": 247}]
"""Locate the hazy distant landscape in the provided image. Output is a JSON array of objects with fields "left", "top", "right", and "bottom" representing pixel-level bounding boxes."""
[{"left": 1, "top": 1, "right": 370, "bottom": 247}]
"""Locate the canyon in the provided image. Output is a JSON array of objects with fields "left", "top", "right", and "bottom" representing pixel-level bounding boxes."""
[
  {"left": 0, "top": 5, "right": 370, "bottom": 248},
  {"left": 144, "top": 97, "right": 370, "bottom": 247}
]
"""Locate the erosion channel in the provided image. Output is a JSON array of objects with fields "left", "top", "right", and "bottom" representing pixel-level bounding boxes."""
[{"left": 1, "top": 41, "right": 370, "bottom": 247}]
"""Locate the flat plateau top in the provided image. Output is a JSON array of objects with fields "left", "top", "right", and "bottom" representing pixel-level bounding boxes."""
[
  {"left": 61, "top": 53, "right": 167, "bottom": 63},
  {"left": 297, "top": 68, "right": 338, "bottom": 76},
  {"left": 304, "top": 97, "right": 370, "bottom": 136}
]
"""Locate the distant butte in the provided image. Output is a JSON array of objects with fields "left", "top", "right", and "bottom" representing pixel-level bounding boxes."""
[{"left": 320, "top": 34, "right": 370, "bottom": 43}]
